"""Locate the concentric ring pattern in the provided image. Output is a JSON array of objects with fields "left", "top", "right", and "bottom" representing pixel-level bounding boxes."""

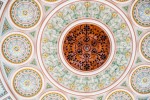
[
  {"left": 130, "top": 65, "right": 150, "bottom": 94},
  {"left": 0, "top": 0, "right": 149, "bottom": 99},
  {"left": 12, "top": 67, "right": 43, "bottom": 97},
  {"left": 1, "top": 33, "right": 33, "bottom": 64},
  {"left": 140, "top": 32, "right": 150, "bottom": 61},
  {"left": 132, "top": 0, "right": 150, "bottom": 28},
  {"left": 10, "top": 0, "right": 42, "bottom": 29},
  {"left": 63, "top": 23, "right": 110, "bottom": 71},
  {"left": 40, "top": 91, "right": 67, "bottom": 100},
  {"left": 106, "top": 89, "right": 134, "bottom": 100},
  {"left": 38, "top": 0, "right": 135, "bottom": 95}
]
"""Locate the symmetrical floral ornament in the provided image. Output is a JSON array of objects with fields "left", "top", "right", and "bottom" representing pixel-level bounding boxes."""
[
  {"left": 59, "top": 19, "right": 115, "bottom": 76},
  {"left": 12, "top": 67, "right": 43, "bottom": 98},
  {"left": 40, "top": 91, "right": 68, "bottom": 100},
  {"left": 139, "top": 32, "right": 150, "bottom": 62},
  {"left": 37, "top": 0, "right": 135, "bottom": 95},
  {"left": 131, "top": 0, "right": 150, "bottom": 28},
  {"left": 9, "top": 0, "right": 42, "bottom": 29},
  {"left": 129, "top": 65, "right": 150, "bottom": 94},
  {"left": 63, "top": 23, "right": 110, "bottom": 71},
  {"left": 106, "top": 89, "right": 134, "bottom": 100},
  {"left": 1, "top": 32, "right": 33, "bottom": 65}
]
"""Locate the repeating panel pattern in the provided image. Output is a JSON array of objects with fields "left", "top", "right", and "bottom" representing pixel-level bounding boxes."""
[{"left": 0, "top": 0, "right": 149, "bottom": 100}]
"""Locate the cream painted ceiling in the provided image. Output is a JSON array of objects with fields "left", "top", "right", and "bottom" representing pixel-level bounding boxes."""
[{"left": 0, "top": 0, "right": 150, "bottom": 100}]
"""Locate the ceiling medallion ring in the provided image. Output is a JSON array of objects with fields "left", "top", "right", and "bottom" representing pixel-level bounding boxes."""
[
  {"left": 129, "top": 65, "right": 150, "bottom": 95},
  {"left": 0, "top": 32, "right": 34, "bottom": 66},
  {"left": 58, "top": 19, "right": 116, "bottom": 76},
  {"left": 131, "top": 0, "right": 150, "bottom": 29},
  {"left": 37, "top": 0, "right": 136, "bottom": 96},
  {"left": 40, "top": 91, "right": 68, "bottom": 100},
  {"left": 11, "top": 67, "right": 44, "bottom": 98},
  {"left": 9, "top": 0, "right": 43, "bottom": 30},
  {"left": 105, "top": 89, "right": 134, "bottom": 100},
  {"left": 139, "top": 32, "right": 150, "bottom": 62}
]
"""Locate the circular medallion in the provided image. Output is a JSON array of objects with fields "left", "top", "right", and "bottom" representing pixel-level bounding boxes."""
[
  {"left": 37, "top": 0, "right": 135, "bottom": 95},
  {"left": 40, "top": 91, "right": 67, "bottom": 100},
  {"left": 130, "top": 65, "right": 150, "bottom": 94},
  {"left": 1, "top": 32, "right": 33, "bottom": 64},
  {"left": 139, "top": 32, "right": 150, "bottom": 62},
  {"left": 63, "top": 23, "right": 110, "bottom": 71},
  {"left": 106, "top": 89, "right": 134, "bottom": 100},
  {"left": 131, "top": 0, "right": 150, "bottom": 28},
  {"left": 12, "top": 67, "right": 43, "bottom": 97},
  {"left": 59, "top": 20, "right": 115, "bottom": 76},
  {"left": 10, "top": 0, "right": 42, "bottom": 29}
]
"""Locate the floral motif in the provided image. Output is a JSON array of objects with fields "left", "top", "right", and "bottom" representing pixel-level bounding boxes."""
[
  {"left": 63, "top": 24, "right": 110, "bottom": 71},
  {"left": 140, "top": 33, "right": 150, "bottom": 61},
  {"left": 106, "top": 89, "right": 134, "bottom": 100},
  {"left": 1, "top": 33, "right": 33, "bottom": 64},
  {"left": 132, "top": 0, "right": 150, "bottom": 27},
  {"left": 40, "top": 91, "right": 67, "bottom": 100},
  {"left": 38, "top": 0, "right": 135, "bottom": 95},
  {"left": 130, "top": 65, "right": 150, "bottom": 94},
  {"left": 10, "top": 0, "right": 42, "bottom": 29},
  {"left": 12, "top": 67, "right": 43, "bottom": 97}
]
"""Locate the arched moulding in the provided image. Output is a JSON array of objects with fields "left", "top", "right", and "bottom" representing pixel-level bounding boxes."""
[
  {"left": 37, "top": 0, "right": 136, "bottom": 96},
  {"left": 0, "top": 32, "right": 34, "bottom": 66},
  {"left": 11, "top": 67, "right": 44, "bottom": 99},
  {"left": 131, "top": 0, "right": 150, "bottom": 29},
  {"left": 112, "top": 0, "right": 132, "bottom": 3},
  {"left": 105, "top": 89, "right": 134, "bottom": 100},
  {"left": 139, "top": 32, "right": 150, "bottom": 62},
  {"left": 8, "top": 0, "right": 43, "bottom": 30},
  {"left": 41, "top": 0, "right": 62, "bottom": 4},
  {"left": 58, "top": 19, "right": 116, "bottom": 76},
  {"left": 40, "top": 91, "right": 68, "bottom": 100},
  {"left": 0, "top": 0, "right": 8, "bottom": 19},
  {"left": 129, "top": 65, "right": 150, "bottom": 96}
]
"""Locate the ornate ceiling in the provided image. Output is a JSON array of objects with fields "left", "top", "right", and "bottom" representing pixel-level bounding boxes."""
[{"left": 0, "top": 0, "right": 150, "bottom": 100}]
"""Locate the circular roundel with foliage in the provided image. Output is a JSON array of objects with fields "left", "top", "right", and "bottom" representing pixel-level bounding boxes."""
[
  {"left": 140, "top": 32, "right": 150, "bottom": 61},
  {"left": 40, "top": 91, "right": 67, "bottom": 100},
  {"left": 130, "top": 65, "right": 150, "bottom": 94},
  {"left": 1, "top": 32, "right": 33, "bottom": 64},
  {"left": 63, "top": 23, "right": 110, "bottom": 71},
  {"left": 12, "top": 67, "right": 43, "bottom": 97},
  {"left": 132, "top": 0, "right": 150, "bottom": 28},
  {"left": 106, "top": 89, "right": 134, "bottom": 100},
  {"left": 10, "top": 0, "right": 42, "bottom": 29},
  {"left": 38, "top": 0, "right": 135, "bottom": 95}
]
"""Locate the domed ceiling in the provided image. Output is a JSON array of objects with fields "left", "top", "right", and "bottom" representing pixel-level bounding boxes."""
[{"left": 0, "top": 0, "right": 150, "bottom": 100}]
